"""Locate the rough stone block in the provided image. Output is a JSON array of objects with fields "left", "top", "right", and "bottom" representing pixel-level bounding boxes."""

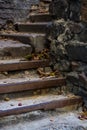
[
  {"left": 0, "top": 39, "right": 32, "bottom": 59},
  {"left": 66, "top": 41, "right": 87, "bottom": 63},
  {"left": 67, "top": 72, "right": 79, "bottom": 86}
]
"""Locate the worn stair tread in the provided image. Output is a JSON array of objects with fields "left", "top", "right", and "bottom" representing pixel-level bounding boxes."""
[
  {"left": 29, "top": 13, "right": 52, "bottom": 16},
  {"left": 0, "top": 32, "right": 46, "bottom": 44},
  {"left": 29, "top": 13, "right": 52, "bottom": 17},
  {"left": 0, "top": 39, "right": 30, "bottom": 47},
  {"left": 0, "top": 94, "right": 82, "bottom": 117},
  {"left": 30, "top": 13, "right": 51, "bottom": 16},
  {"left": 0, "top": 59, "right": 49, "bottom": 72},
  {"left": 0, "top": 32, "right": 46, "bottom": 36},
  {"left": 0, "top": 94, "right": 82, "bottom": 110},
  {"left": 0, "top": 77, "right": 66, "bottom": 94},
  {"left": 16, "top": 22, "right": 51, "bottom": 25}
]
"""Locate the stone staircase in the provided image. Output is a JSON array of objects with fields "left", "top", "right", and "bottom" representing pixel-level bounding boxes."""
[{"left": 0, "top": 0, "right": 83, "bottom": 120}]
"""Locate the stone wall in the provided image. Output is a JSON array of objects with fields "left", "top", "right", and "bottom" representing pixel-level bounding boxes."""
[
  {"left": 47, "top": 0, "right": 87, "bottom": 107},
  {"left": 0, "top": 0, "right": 39, "bottom": 26},
  {"left": 49, "top": 0, "right": 81, "bottom": 22},
  {"left": 48, "top": 19, "right": 87, "bottom": 106}
]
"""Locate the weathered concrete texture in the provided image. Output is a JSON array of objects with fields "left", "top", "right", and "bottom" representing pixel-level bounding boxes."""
[
  {"left": 0, "top": 39, "right": 32, "bottom": 59},
  {"left": 0, "top": 111, "right": 87, "bottom": 130},
  {"left": 0, "top": 0, "right": 39, "bottom": 26},
  {"left": 29, "top": 34, "right": 46, "bottom": 52}
]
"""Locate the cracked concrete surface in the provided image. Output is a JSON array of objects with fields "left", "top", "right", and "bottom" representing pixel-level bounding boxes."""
[{"left": 0, "top": 111, "right": 87, "bottom": 130}]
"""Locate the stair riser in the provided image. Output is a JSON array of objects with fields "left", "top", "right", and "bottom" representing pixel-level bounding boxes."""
[
  {"left": 29, "top": 14, "right": 53, "bottom": 22},
  {"left": 0, "top": 86, "right": 64, "bottom": 100},
  {"left": 15, "top": 24, "right": 48, "bottom": 33},
  {"left": 0, "top": 97, "right": 82, "bottom": 117},
  {"left": 0, "top": 78, "right": 66, "bottom": 94},
  {"left": 0, "top": 47, "right": 32, "bottom": 59}
]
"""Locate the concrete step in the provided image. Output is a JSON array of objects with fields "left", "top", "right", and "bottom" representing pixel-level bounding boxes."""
[
  {"left": 0, "top": 33, "right": 46, "bottom": 52},
  {"left": 0, "top": 39, "right": 32, "bottom": 59},
  {"left": 0, "top": 77, "right": 66, "bottom": 94},
  {"left": 14, "top": 22, "right": 52, "bottom": 33},
  {"left": 0, "top": 59, "right": 49, "bottom": 72},
  {"left": 0, "top": 94, "right": 82, "bottom": 117},
  {"left": 29, "top": 13, "right": 53, "bottom": 22}
]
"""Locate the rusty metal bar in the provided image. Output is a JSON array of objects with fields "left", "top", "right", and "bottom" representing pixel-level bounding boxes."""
[
  {"left": 0, "top": 60, "right": 49, "bottom": 72},
  {"left": 0, "top": 96, "right": 82, "bottom": 117},
  {"left": 0, "top": 77, "right": 66, "bottom": 94}
]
